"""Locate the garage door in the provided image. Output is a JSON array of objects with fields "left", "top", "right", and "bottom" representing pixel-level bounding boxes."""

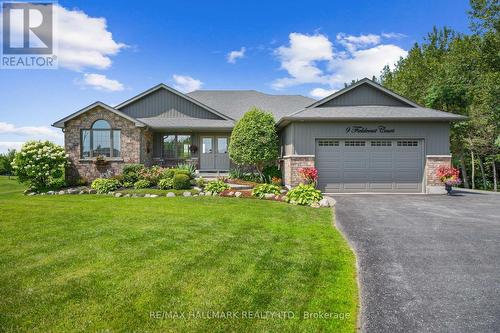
[{"left": 316, "top": 139, "right": 423, "bottom": 193}]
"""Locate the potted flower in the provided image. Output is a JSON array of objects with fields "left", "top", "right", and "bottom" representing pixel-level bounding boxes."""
[
  {"left": 436, "top": 165, "right": 462, "bottom": 195},
  {"left": 297, "top": 167, "right": 318, "bottom": 187},
  {"left": 94, "top": 155, "right": 108, "bottom": 166}
]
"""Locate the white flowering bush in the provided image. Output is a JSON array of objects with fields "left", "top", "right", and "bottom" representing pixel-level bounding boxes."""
[{"left": 12, "top": 140, "right": 68, "bottom": 191}]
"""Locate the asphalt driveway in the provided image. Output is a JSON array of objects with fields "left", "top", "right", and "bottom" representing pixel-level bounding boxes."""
[{"left": 334, "top": 190, "right": 500, "bottom": 333}]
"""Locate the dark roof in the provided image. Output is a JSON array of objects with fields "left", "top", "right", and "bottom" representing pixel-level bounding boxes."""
[
  {"left": 137, "top": 117, "right": 234, "bottom": 130},
  {"left": 187, "top": 90, "right": 315, "bottom": 121},
  {"left": 278, "top": 106, "right": 466, "bottom": 126}
]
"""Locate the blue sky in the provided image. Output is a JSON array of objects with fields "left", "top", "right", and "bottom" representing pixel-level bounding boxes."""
[{"left": 0, "top": 0, "right": 471, "bottom": 152}]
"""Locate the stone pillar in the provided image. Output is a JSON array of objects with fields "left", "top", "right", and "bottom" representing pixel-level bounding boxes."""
[
  {"left": 425, "top": 155, "right": 451, "bottom": 194},
  {"left": 282, "top": 155, "right": 315, "bottom": 187}
]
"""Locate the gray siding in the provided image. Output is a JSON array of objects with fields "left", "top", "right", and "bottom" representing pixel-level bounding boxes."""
[
  {"left": 280, "top": 124, "right": 294, "bottom": 156},
  {"left": 319, "top": 84, "right": 412, "bottom": 107},
  {"left": 289, "top": 122, "right": 450, "bottom": 156},
  {"left": 120, "top": 88, "right": 224, "bottom": 120}
]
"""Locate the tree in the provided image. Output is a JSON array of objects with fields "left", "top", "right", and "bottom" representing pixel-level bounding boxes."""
[
  {"left": 229, "top": 107, "right": 279, "bottom": 178},
  {"left": 0, "top": 149, "right": 16, "bottom": 177}
]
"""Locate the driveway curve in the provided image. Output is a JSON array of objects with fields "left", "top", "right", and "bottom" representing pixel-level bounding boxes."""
[{"left": 334, "top": 190, "right": 500, "bottom": 333}]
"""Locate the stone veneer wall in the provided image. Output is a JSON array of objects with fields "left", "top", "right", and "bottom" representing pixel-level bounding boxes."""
[
  {"left": 281, "top": 155, "right": 315, "bottom": 187},
  {"left": 64, "top": 106, "right": 149, "bottom": 184},
  {"left": 425, "top": 155, "right": 451, "bottom": 194}
]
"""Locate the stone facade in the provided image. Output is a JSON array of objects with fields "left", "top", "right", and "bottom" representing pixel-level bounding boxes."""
[
  {"left": 425, "top": 155, "right": 452, "bottom": 194},
  {"left": 64, "top": 106, "right": 151, "bottom": 184},
  {"left": 281, "top": 155, "right": 315, "bottom": 187}
]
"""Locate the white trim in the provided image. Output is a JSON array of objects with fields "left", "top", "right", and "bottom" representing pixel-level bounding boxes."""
[
  {"left": 52, "top": 102, "right": 146, "bottom": 128},
  {"left": 426, "top": 155, "right": 452, "bottom": 158},
  {"left": 305, "top": 78, "right": 420, "bottom": 109},
  {"left": 114, "top": 84, "right": 234, "bottom": 121}
]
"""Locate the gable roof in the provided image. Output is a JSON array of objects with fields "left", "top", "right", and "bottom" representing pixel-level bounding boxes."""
[
  {"left": 115, "top": 84, "right": 233, "bottom": 121},
  {"left": 307, "top": 78, "right": 420, "bottom": 109},
  {"left": 52, "top": 101, "right": 146, "bottom": 128},
  {"left": 187, "top": 90, "right": 315, "bottom": 121}
]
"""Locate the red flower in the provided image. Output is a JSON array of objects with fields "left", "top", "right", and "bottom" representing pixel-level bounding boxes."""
[
  {"left": 297, "top": 167, "right": 318, "bottom": 184},
  {"left": 436, "top": 166, "right": 462, "bottom": 186}
]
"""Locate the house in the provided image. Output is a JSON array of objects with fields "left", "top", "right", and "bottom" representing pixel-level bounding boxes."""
[{"left": 52, "top": 78, "right": 465, "bottom": 193}]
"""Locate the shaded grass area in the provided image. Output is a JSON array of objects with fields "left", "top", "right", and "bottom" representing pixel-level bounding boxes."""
[{"left": 0, "top": 176, "right": 357, "bottom": 332}]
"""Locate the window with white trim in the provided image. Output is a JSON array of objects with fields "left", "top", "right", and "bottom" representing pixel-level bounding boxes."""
[
  {"left": 397, "top": 140, "right": 419, "bottom": 147},
  {"left": 318, "top": 139, "right": 339, "bottom": 147},
  {"left": 344, "top": 140, "right": 366, "bottom": 147},
  {"left": 371, "top": 140, "right": 392, "bottom": 146}
]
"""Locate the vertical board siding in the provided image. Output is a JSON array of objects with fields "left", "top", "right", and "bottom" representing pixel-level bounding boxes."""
[
  {"left": 319, "top": 84, "right": 412, "bottom": 107},
  {"left": 120, "top": 89, "right": 223, "bottom": 120},
  {"left": 291, "top": 122, "right": 450, "bottom": 155}
]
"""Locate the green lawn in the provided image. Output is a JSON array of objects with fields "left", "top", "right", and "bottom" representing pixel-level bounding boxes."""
[{"left": 0, "top": 176, "right": 357, "bottom": 332}]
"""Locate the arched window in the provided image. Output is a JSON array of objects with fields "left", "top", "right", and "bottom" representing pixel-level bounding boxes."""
[{"left": 81, "top": 120, "right": 121, "bottom": 158}]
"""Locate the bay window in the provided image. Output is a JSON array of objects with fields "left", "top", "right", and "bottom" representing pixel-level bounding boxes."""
[{"left": 81, "top": 120, "right": 121, "bottom": 158}]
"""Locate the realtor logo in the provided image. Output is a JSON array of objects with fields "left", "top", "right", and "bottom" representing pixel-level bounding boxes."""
[{"left": 1, "top": 1, "right": 57, "bottom": 69}]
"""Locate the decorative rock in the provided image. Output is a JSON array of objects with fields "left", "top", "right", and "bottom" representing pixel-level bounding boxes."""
[
  {"left": 124, "top": 194, "right": 131, "bottom": 197},
  {"left": 144, "top": 194, "right": 151, "bottom": 198},
  {"left": 228, "top": 191, "right": 235, "bottom": 196},
  {"left": 47, "top": 191, "right": 55, "bottom": 195},
  {"left": 88, "top": 189, "right": 97, "bottom": 194},
  {"left": 193, "top": 194, "right": 198, "bottom": 197},
  {"left": 132, "top": 194, "right": 139, "bottom": 198},
  {"left": 58, "top": 190, "right": 65, "bottom": 195},
  {"left": 280, "top": 189, "right": 287, "bottom": 194},
  {"left": 166, "top": 192, "right": 176, "bottom": 197},
  {"left": 275, "top": 195, "right": 281, "bottom": 200},
  {"left": 310, "top": 202, "right": 321, "bottom": 208},
  {"left": 205, "top": 191, "right": 212, "bottom": 196},
  {"left": 264, "top": 193, "right": 275, "bottom": 199},
  {"left": 79, "top": 190, "right": 86, "bottom": 194},
  {"left": 115, "top": 193, "right": 123, "bottom": 198},
  {"left": 193, "top": 187, "right": 202, "bottom": 192},
  {"left": 150, "top": 194, "right": 159, "bottom": 198},
  {"left": 319, "top": 198, "right": 330, "bottom": 207},
  {"left": 199, "top": 192, "right": 205, "bottom": 196},
  {"left": 40, "top": 193, "right": 46, "bottom": 196},
  {"left": 27, "top": 192, "right": 36, "bottom": 196},
  {"left": 183, "top": 191, "right": 192, "bottom": 197},
  {"left": 234, "top": 192, "right": 242, "bottom": 198},
  {"left": 67, "top": 188, "right": 79, "bottom": 195}
]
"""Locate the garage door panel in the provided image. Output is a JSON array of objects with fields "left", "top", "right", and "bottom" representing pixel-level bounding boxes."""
[{"left": 316, "top": 139, "right": 423, "bottom": 193}]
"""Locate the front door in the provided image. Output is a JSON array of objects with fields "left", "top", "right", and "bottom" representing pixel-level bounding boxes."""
[{"left": 200, "top": 136, "right": 229, "bottom": 171}]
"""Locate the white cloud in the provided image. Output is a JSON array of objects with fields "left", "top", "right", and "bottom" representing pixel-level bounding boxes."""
[
  {"left": 309, "top": 87, "right": 337, "bottom": 99},
  {"left": 2, "top": 4, "right": 127, "bottom": 71},
  {"left": 272, "top": 33, "right": 333, "bottom": 89},
  {"left": 381, "top": 32, "right": 407, "bottom": 39},
  {"left": 172, "top": 74, "right": 203, "bottom": 93},
  {"left": 0, "top": 123, "right": 64, "bottom": 153},
  {"left": 0, "top": 142, "right": 24, "bottom": 153},
  {"left": 227, "top": 47, "right": 246, "bottom": 63},
  {"left": 274, "top": 31, "right": 407, "bottom": 92},
  {"left": 82, "top": 73, "right": 124, "bottom": 91},
  {"left": 0, "top": 122, "right": 63, "bottom": 139}
]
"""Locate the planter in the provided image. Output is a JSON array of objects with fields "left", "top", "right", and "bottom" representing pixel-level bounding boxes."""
[{"left": 445, "top": 184, "right": 453, "bottom": 195}]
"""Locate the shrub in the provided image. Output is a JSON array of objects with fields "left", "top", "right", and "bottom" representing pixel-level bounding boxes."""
[
  {"left": 172, "top": 173, "right": 191, "bottom": 190},
  {"left": 161, "top": 168, "right": 176, "bottom": 179},
  {"left": 134, "top": 179, "right": 151, "bottom": 189},
  {"left": 205, "top": 180, "right": 230, "bottom": 194},
  {"left": 158, "top": 178, "right": 174, "bottom": 190},
  {"left": 174, "top": 169, "right": 192, "bottom": 179},
  {"left": 11, "top": 140, "right": 68, "bottom": 191},
  {"left": 297, "top": 167, "right": 318, "bottom": 186},
  {"left": 91, "top": 178, "right": 121, "bottom": 194},
  {"left": 48, "top": 177, "right": 66, "bottom": 190},
  {"left": 195, "top": 177, "right": 206, "bottom": 188},
  {"left": 252, "top": 183, "right": 281, "bottom": 198},
  {"left": 122, "top": 164, "right": 144, "bottom": 183},
  {"left": 229, "top": 108, "right": 279, "bottom": 177},
  {"left": 176, "top": 162, "right": 196, "bottom": 178},
  {"left": 263, "top": 165, "right": 281, "bottom": 183},
  {"left": 284, "top": 184, "right": 323, "bottom": 206},
  {"left": 0, "top": 149, "right": 16, "bottom": 176},
  {"left": 138, "top": 166, "right": 163, "bottom": 185},
  {"left": 271, "top": 177, "right": 282, "bottom": 186}
]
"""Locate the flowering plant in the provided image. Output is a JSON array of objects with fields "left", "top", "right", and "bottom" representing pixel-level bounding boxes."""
[
  {"left": 297, "top": 167, "right": 318, "bottom": 185},
  {"left": 436, "top": 166, "right": 462, "bottom": 186},
  {"left": 11, "top": 140, "right": 68, "bottom": 191}
]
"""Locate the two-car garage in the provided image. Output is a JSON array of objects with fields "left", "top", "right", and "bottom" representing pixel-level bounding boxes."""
[{"left": 315, "top": 138, "right": 424, "bottom": 193}]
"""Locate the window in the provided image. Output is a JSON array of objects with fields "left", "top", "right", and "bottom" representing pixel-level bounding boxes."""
[
  {"left": 371, "top": 140, "right": 392, "bottom": 147},
  {"left": 217, "top": 137, "right": 228, "bottom": 153},
  {"left": 318, "top": 139, "right": 339, "bottom": 147},
  {"left": 397, "top": 140, "right": 418, "bottom": 147},
  {"left": 80, "top": 120, "right": 121, "bottom": 158},
  {"left": 344, "top": 140, "right": 366, "bottom": 147},
  {"left": 202, "top": 137, "right": 213, "bottom": 154},
  {"left": 163, "top": 134, "right": 192, "bottom": 159}
]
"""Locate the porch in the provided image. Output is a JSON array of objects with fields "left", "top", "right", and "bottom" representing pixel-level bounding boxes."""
[{"left": 151, "top": 131, "right": 232, "bottom": 172}]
